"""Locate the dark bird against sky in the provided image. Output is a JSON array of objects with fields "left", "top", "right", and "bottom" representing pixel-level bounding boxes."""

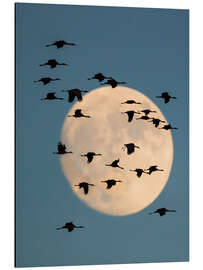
[
  {"left": 101, "top": 78, "right": 127, "bottom": 88},
  {"left": 156, "top": 92, "right": 177, "bottom": 104},
  {"left": 159, "top": 124, "right": 178, "bottom": 130},
  {"left": 34, "top": 77, "right": 60, "bottom": 85},
  {"left": 122, "top": 143, "right": 140, "bottom": 155},
  {"left": 80, "top": 152, "right": 102, "bottom": 163},
  {"left": 149, "top": 208, "right": 176, "bottom": 216},
  {"left": 62, "top": 89, "right": 88, "bottom": 102},
  {"left": 53, "top": 142, "right": 72, "bottom": 155},
  {"left": 121, "top": 99, "right": 141, "bottom": 105},
  {"left": 88, "top": 73, "right": 111, "bottom": 82},
  {"left": 46, "top": 40, "right": 76, "bottom": 48},
  {"left": 129, "top": 168, "right": 148, "bottom": 178},
  {"left": 136, "top": 115, "right": 152, "bottom": 121},
  {"left": 145, "top": 165, "right": 164, "bottom": 175},
  {"left": 105, "top": 159, "right": 124, "bottom": 170},
  {"left": 140, "top": 109, "right": 157, "bottom": 116},
  {"left": 121, "top": 110, "right": 140, "bottom": 122},
  {"left": 56, "top": 222, "right": 84, "bottom": 232},
  {"left": 101, "top": 179, "right": 122, "bottom": 189},
  {"left": 74, "top": 182, "right": 95, "bottom": 195},
  {"left": 40, "top": 59, "right": 68, "bottom": 69},
  {"left": 40, "top": 92, "right": 64, "bottom": 101},
  {"left": 149, "top": 117, "right": 165, "bottom": 128},
  {"left": 67, "top": 109, "right": 91, "bottom": 118}
]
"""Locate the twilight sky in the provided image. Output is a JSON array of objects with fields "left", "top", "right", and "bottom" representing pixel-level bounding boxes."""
[{"left": 16, "top": 3, "right": 189, "bottom": 267}]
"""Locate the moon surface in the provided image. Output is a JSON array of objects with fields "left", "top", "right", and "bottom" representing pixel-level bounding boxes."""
[{"left": 60, "top": 86, "right": 173, "bottom": 216}]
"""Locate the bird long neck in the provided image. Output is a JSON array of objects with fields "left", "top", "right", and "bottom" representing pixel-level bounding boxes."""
[
  {"left": 167, "top": 210, "right": 176, "bottom": 212},
  {"left": 56, "top": 226, "right": 65, "bottom": 230}
]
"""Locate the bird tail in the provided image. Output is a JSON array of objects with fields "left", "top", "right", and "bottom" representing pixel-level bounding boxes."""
[
  {"left": 119, "top": 82, "right": 127, "bottom": 84},
  {"left": 56, "top": 98, "right": 64, "bottom": 100},
  {"left": 76, "top": 226, "right": 84, "bottom": 229}
]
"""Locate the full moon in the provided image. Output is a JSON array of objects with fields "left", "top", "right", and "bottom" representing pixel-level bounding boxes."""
[{"left": 60, "top": 86, "right": 173, "bottom": 216}]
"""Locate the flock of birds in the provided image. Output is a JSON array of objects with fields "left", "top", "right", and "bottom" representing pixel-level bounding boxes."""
[{"left": 35, "top": 40, "right": 177, "bottom": 232}]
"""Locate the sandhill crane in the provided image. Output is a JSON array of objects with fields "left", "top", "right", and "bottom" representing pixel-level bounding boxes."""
[
  {"left": 105, "top": 159, "right": 124, "bottom": 170},
  {"left": 121, "top": 100, "right": 141, "bottom": 105},
  {"left": 101, "top": 78, "right": 127, "bottom": 88},
  {"left": 140, "top": 109, "right": 157, "bottom": 116},
  {"left": 88, "top": 73, "right": 111, "bottom": 82},
  {"left": 148, "top": 118, "right": 165, "bottom": 128},
  {"left": 122, "top": 143, "right": 140, "bottom": 155},
  {"left": 159, "top": 124, "right": 178, "bottom": 130},
  {"left": 40, "top": 92, "right": 64, "bottom": 101},
  {"left": 101, "top": 179, "right": 122, "bottom": 189},
  {"left": 121, "top": 110, "right": 140, "bottom": 122},
  {"left": 74, "top": 182, "right": 95, "bottom": 195},
  {"left": 67, "top": 109, "right": 91, "bottom": 118},
  {"left": 156, "top": 92, "right": 177, "bottom": 104},
  {"left": 53, "top": 142, "right": 72, "bottom": 155},
  {"left": 129, "top": 168, "right": 148, "bottom": 177},
  {"left": 149, "top": 208, "right": 176, "bottom": 216},
  {"left": 145, "top": 165, "right": 163, "bottom": 175},
  {"left": 61, "top": 89, "right": 88, "bottom": 102},
  {"left": 136, "top": 115, "right": 152, "bottom": 121},
  {"left": 57, "top": 222, "right": 84, "bottom": 232},
  {"left": 46, "top": 40, "right": 76, "bottom": 49},
  {"left": 34, "top": 77, "right": 60, "bottom": 85},
  {"left": 40, "top": 59, "right": 68, "bottom": 69},
  {"left": 80, "top": 152, "right": 102, "bottom": 163}
]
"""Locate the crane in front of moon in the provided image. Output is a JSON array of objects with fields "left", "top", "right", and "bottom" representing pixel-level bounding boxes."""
[
  {"left": 67, "top": 109, "right": 91, "bottom": 118},
  {"left": 34, "top": 77, "right": 60, "bottom": 85},
  {"left": 121, "top": 110, "right": 141, "bottom": 122},
  {"left": 121, "top": 99, "right": 142, "bottom": 105},
  {"left": 156, "top": 92, "right": 177, "bottom": 104},
  {"left": 159, "top": 124, "right": 178, "bottom": 130},
  {"left": 80, "top": 152, "right": 102, "bottom": 163},
  {"left": 101, "top": 78, "right": 127, "bottom": 88},
  {"left": 56, "top": 222, "right": 84, "bottom": 232},
  {"left": 40, "top": 92, "right": 64, "bottom": 101},
  {"left": 145, "top": 165, "right": 164, "bottom": 175},
  {"left": 140, "top": 109, "right": 157, "bottom": 116},
  {"left": 46, "top": 40, "right": 76, "bottom": 48},
  {"left": 129, "top": 168, "right": 148, "bottom": 178},
  {"left": 136, "top": 115, "right": 152, "bottom": 121},
  {"left": 74, "top": 182, "right": 95, "bottom": 195},
  {"left": 88, "top": 73, "right": 112, "bottom": 82},
  {"left": 149, "top": 208, "right": 176, "bottom": 216},
  {"left": 148, "top": 117, "right": 165, "bottom": 128},
  {"left": 61, "top": 89, "right": 88, "bottom": 102},
  {"left": 39, "top": 59, "right": 68, "bottom": 69},
  {"left": 53, "top": 142, "right": 72, "bottom": 155},
  {"left": 105, "top": 159, "right": 124, "bottom": 170},
  {"left": 101, "top": 179, "right": 122, "bottom": 189},
  {"left": 122, "top": 143, "right": 140, "bottom": 155}
]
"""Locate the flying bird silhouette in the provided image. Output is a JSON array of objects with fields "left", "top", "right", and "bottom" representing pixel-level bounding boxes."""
[
  {"left": 105, "top": 159, "right": 124, "bottom": 170},
  {"left": 80, "top": 152, "right": 102, "bottom": 163},
  {"left": 101, "top": 179, "right": 122, "bottom": 189},
  {"left": 57, "top": 222, "right": 84, "bottom": 232},
  {"left": 88, "top": 73, "right": 111, "bottom": 82},
  {"left": 149, "top": 208, "right": 176, "bottom": 216},
  {"left": 148, "top": 118, "right": 165, "bottom": 128},
  {"left": 101, "top": 78, "right": 127, "bottom": 88},
  {"left": 46, "top": 40, "right": 76, "bottom": 49},
  {"left": 140, "top": 109, "right": 157, "bottom": 116},
  {"left": 53, "top": 142, "right": 72, "bottom": 155},
  {"left": 67, "top": 109, "right": 91, "bottom": 118},
  {"left": 136, "top": 115, "right": 152, "bottom": 121},
  {"left": 121, "top": 100, "right": 141, "bottom": 105},
  {"left": 40, "top": 59, "right": 67, "bottom": 69},
  {"left": 159, "top": 124, "right": 178, "bottom": 130},
  {"left": 129, "top": 168, "right": 148, "bottom": 177},
  {"left": 121, "top": 110, "right": 140, "bottom": 122},
  {"left": 122, "top": 143, "right": 140, "bottom": 155},
  {"left": 74, "top": 182, "right": 95, "bottom": 195},
  {"left": 40, "top": 92, "right": 64, "bottom": 101},
  {"left": 145, "top": 165, "right": 164, "bottom": 175},
  {"left": 34, "top": 77, "right": 60, "bottom": 85},
  {"left": 156, "top": 92, "right": 177, "bottom": 104},
  {"left": 62, "top": 89, "right": 88, "bottom": 102}
]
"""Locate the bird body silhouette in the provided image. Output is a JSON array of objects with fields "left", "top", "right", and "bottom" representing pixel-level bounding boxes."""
[
  {"left": 141, "top": 109, "right": 156, "bottom": 116},
  {"left": 159, "top": 124, "right": 178, "bottom": 130},
  {"left": 136, "top": 115, "right": 152, "bottom": 121},
  {"left": 62, "top": 89, "right": 88, "bottom": 102},
  {"left": 149, "top": 118, "right": 165, "bottom": 128},
  {"left": 149, "top": 208, "right": 176, "bottom": 216},
  {"left": 156, "top": 92, "right": 177, "bottom": 104},
  {"left": 88, "top": 73, "right": 111, "bottom": 82},
  {"left": 122, "top": 110, "right": 140, "bottom": 122},
  {"left": 46, "top": 40, "right": 76, "bottom": 48},
  {"left": 34, "top": 77, "right": 60, "bottom": 85},
  {"left": 53, "top": 142, "right": 72, "bottom": 155},
  {"left": 67, "top": 109, "right": 91, "bottom": 118},
  {"left": 57, "top": 222, "right": 84, "bottom": 232},
  {"left": 145, "top": 165, "right": 163, "bottom": 175},
  {"left": 75, "top": 182, "right": 94, "bottom": 194},
  {"left": 101, "top": 78, "right": 126, "bottom": 88},
  {"left": 81, "top": 152, "right": 102, "bottom": 163},
  {"left": 129, "top": 168, "right": 147, "bottom": 177},
  {"left": 105, "top": 159, "right": 124, "bottom": 170},
  {"left": 101, "top": 179, "right": 122, "bottom": 189},
  {"left": 121, "top": 100, "right": 141, "bottom": 105},
  {"left": 40, "top": 59, "right": 67, "bottom": 68},
  {"left": 122, "top": 143, "right": 140, "bottom": 155},
  {"left": 41, "top": 92, "right": 63, "bottom": 101}
]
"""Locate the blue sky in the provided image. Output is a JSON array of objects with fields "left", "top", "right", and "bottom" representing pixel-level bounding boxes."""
[{"left": 15, "top": 3, "right": 189, "bottom": 267}]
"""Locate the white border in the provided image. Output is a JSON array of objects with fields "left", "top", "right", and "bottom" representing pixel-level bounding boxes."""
[{"left": 0, "top": 0, "right": 202, "bottom": 269}]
